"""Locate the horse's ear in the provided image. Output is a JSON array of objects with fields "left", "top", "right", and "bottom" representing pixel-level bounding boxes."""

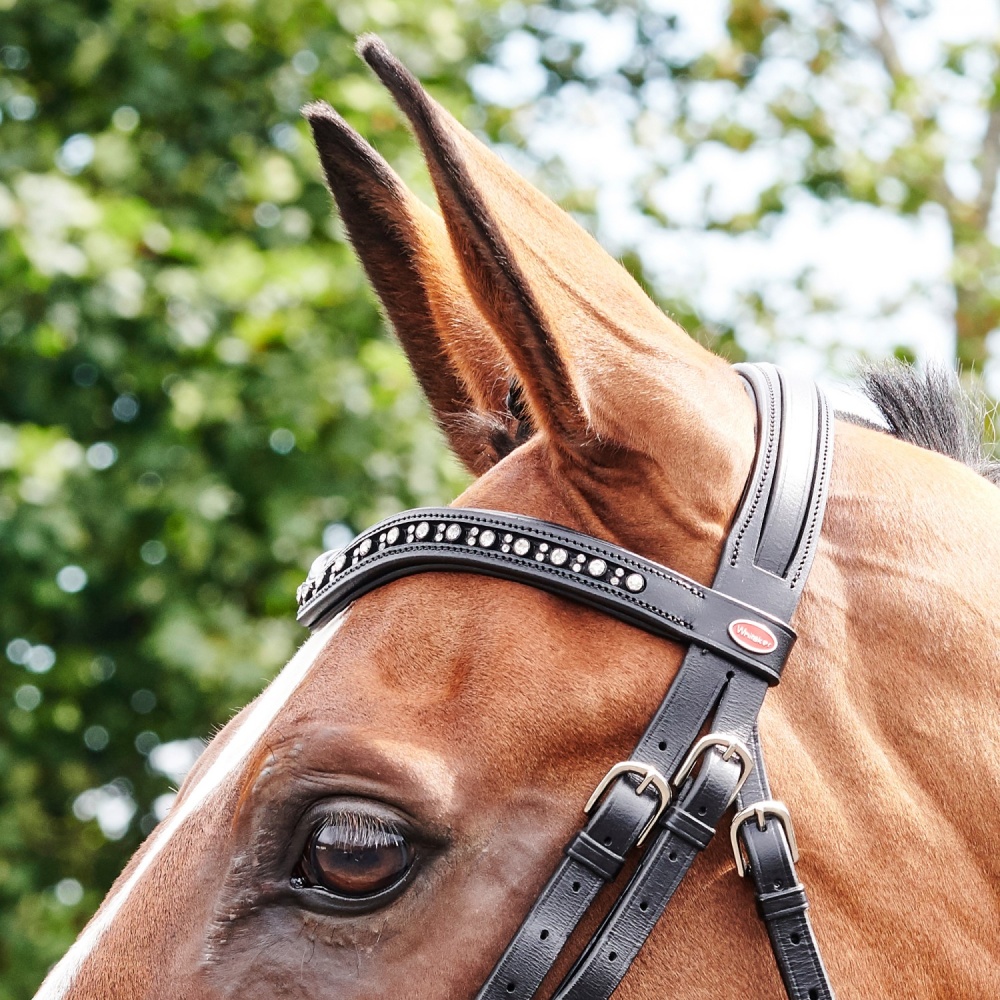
[
  {"left": 303, "top": 102, "right": 513, "bottom": 475},
  {"left": 358, "top": 37, "right": 751, "bottom": 476}
]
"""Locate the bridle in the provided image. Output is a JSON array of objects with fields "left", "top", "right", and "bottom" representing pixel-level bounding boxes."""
[
  {"left": 296, "top": 363, "right": 834, "bottom": 999},
  {"left": 294, "top": 363, "right": 836, "bottom": 1000}
]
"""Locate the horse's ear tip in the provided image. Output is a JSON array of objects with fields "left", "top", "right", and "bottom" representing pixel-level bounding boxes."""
[
  {"left": 302, "top": 101, "right": 355, "bottom": 153},
  {"left": 356, "top": 33, "right": 391, "bottom": 67},
  {"left": 357, "top": 35, "right": 418, "bottom": 98},
  {"left": 301, "top": 100, "right": 336, "bottom": 125}
]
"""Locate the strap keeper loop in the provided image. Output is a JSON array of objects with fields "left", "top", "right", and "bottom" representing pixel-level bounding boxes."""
[
  {"left": 564, "top": 831, "right": 625, "bottom": 881},
  {"left": 663, "top": 807, "right": 715, "bottom": 851},
  {"left": 757, "top": 883, "right": 808, "bottom": 920}
]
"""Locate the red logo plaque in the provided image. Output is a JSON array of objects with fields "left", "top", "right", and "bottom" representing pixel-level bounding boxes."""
[{"left": 728, "top": 619, "right": 778, "bottom": 654}]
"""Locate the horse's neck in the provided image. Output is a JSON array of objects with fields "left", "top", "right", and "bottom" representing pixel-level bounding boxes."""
[
  {"left": 627, "top": 423, "right": 1000, "bottom": 998},
  {"left": 808, "top": 422, "right": 1000, "bottom": 774},
  {"left": 754, "top": 423, "right": 1000, "bottom": 994}
]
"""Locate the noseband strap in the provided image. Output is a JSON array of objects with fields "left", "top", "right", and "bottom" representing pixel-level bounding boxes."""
[{"left": 295, "top": 363, "right": 835, "bottom": 999}]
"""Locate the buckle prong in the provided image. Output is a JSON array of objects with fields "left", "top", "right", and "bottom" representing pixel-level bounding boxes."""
[
  {"left": 584, "top": 761, "right": 671, "bottom": 846},
  {"left": 729, "top": 799, "right": 799, "bottom": 877},
  {"left": 672, "top": 732, "right": 754, "bottom": 806}
]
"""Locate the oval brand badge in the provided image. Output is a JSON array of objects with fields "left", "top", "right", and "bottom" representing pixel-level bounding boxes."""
[{"left": 728, "top": 619, "right": 778, "bottom": 654}]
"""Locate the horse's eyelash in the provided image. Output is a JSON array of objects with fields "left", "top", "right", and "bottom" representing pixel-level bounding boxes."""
[{"left": 319, "top": 810, "right": 403, "bottom": 850}]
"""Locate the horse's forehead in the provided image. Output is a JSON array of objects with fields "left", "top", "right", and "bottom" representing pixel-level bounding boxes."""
[
  {"left": 263, "top": 572, "right": 677, "bottom": 783},
  {"left": 298, "top": 573, "right": 580, "bottom": 679}
]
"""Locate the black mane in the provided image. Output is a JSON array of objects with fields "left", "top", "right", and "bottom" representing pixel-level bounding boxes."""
[{"left": 857, "top": 362, "right": 1000, "bottom": 485}]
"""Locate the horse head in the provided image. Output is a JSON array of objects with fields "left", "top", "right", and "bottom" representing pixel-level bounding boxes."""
[{"left": 36, "top": 37, "right": 1000, "bottom": 1000}]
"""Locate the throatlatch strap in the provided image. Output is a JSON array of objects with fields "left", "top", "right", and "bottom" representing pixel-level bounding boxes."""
[
  {"left": 733, "top": 728, "right": 834, "bottom": 1000},
  {"left": 293, "top": 363, "right": 836, "bottom": 1000}
]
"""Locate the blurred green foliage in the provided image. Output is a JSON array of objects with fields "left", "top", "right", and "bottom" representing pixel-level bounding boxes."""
[{"left": 0, "top": 0, "right": 495, "bottom": 994}]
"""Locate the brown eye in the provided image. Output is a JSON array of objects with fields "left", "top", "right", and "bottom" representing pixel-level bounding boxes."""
[{"left": 300, "top": 814, "right": 415, "bottom": 899}]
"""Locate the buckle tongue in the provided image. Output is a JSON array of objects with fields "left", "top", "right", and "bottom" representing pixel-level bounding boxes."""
[{"left": 584, "top": 761, "right": 671, "bottom": 846}]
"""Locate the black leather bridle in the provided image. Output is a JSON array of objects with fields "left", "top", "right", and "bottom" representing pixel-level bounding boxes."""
[{"left": 295, "top": 363, "right": 836, "bottom": 1000}]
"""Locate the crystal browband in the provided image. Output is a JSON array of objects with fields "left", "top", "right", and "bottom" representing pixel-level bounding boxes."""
[{"left": 296, "top": 507, "right": 796, "bottom": 682}]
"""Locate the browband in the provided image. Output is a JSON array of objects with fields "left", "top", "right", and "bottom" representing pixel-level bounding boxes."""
[
  {"left": 294, "top": 363, "right": 836, "bottom": 1000},
  {"left": 297, "top": 507, "right": 795, "bottom": 681}
]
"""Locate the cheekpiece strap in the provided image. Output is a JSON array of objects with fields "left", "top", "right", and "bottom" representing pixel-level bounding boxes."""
[{"left": 541, "top": 364, "right": 835, "bottom": 1000}]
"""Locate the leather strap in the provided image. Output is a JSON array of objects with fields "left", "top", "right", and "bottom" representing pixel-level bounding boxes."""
[
  {"left": 553, "top": 752, "right": 743, "bottom": 1000},
  {"left": 294, "top": 363, "right": 836, "bottom": 1000},
  {"left": 730, "top": 367, "right": 835, "bottom": 1000},
  {"left": 733, "top": 729, "right": 834, "bottom": 1000},
  {"left": 544, "top": 365, "right": 834, "bottom": 1000},
  {"left": 474, "top": 655, "right": 731, "bottom": 1000},
  {"left": 297, "top": 508, "right": 795, "bottom": 680}
]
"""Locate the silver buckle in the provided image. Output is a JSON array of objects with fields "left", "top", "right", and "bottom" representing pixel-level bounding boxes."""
[
  {"left": 672, "top": 732, "right": 754, "bottom": 807},
  {"left": 584, "top": 761, "right": 671, "bottom": 846},
  {"left": 729, "top": 799, "right": 799, "bottom": 878}
]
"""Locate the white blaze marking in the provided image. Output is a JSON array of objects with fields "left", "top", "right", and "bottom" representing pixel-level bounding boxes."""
[{"left": 33, "top": 616, "right": 343, "bottom": 1000}]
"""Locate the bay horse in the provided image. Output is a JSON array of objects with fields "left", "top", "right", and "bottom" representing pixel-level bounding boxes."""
[{"left": 34, "top": 36, "right": 1000, "bottom": 1000}]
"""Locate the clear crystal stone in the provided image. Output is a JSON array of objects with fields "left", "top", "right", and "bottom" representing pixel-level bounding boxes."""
[
  {"left": 588, "top": 558, "right": 607, "bottom": 577},
  {"left": 445, "top": 523, "right": 462, "bottom": 541},
  {"left": 416, "top": 521, "right": 430, "bottom": 539},
  {"left": 513, "top": 538, "right": 531, "bottom": 556},
  {"left": 550, "top": 548, "right": 568, "bottom": 566},
  {"left": 308, "top": 551, "right": 329, "bottom": 580},
  {"left": 625, "top": 573, "right": 645, "bottom": 592},
  {"left": 386, "top": 526, "right": 400, "bottom": 544},
  {"left": 479, "top": 530, "right": 496, "bottom": 547}
]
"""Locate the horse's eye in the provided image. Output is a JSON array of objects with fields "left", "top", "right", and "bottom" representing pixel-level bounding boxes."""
[{"left": 299, "top": 814, "right": 415, "bottom": 899}]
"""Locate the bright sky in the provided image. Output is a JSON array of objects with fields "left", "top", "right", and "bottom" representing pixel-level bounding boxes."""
[{"left": 470, "top": 0, "right": 1000, "bottom": 408}]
